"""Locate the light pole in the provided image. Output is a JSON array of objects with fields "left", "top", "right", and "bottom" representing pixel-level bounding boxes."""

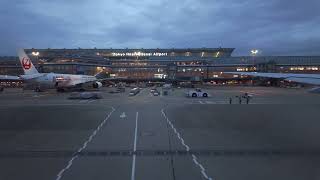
[
  {"left": 32, "top": 51, "right": 40, "bottom": 61},
  {"left": 250, "top": 49, "right": 259, "bottom": 85},
  {"left": 251, "top": 49, "right": 258, "bottom": 56},
  {"left": 250, "top": 49, "right": 259, "bottom": 71},
  {"left": 32, "top": 51, "right": 40, "bottom": 71}
]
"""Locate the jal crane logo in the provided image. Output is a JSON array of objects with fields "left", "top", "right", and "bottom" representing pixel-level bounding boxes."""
[{"left": 22, "top": 57, "right": 32, "bottom": 70}]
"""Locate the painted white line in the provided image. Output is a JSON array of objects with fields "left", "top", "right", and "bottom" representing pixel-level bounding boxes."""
[
  {"left": 120, "top": 112, "right": 126, "bottom": 118},
  {"left": 0, "top": 103, "right": 91, "bottom": 107},
  {"left": 133, "top": 112, "right": 138, "bottom": 152},
  {"left": 161, "top": 109, "right": 213, "bottom": 180},
  {"left": 55, "top": 107, "right": 115, "bottom": 180},
  {"left": 87, "top": 100, "right": 96, "bottom": 103},
  {"left": 79, "top": 100, "right": 89, "bottom": 103},
  {"left": 199, "top": 100, "right": 204, "bottom": 104},
  {"left": 131, "top": 112, "right": 139, "bottom": 180}
]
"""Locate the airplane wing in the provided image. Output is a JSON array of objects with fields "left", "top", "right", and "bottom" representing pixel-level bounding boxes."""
[
  {"left": 0, "top": 75, "right": 21, "bottom": 80},
  {"left": 96, "top": 77, "right": 128, "bottom": 82},
  {"left": 69, "top": 77, "right": 128, "bottom": 88},
  {"left": 226, "top": 72, "right": 320, "bottom": 85}
]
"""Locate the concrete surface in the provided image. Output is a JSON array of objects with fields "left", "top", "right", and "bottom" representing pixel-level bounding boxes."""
[{"left": 0, "top": 86, "right": 320, "bottom": 180}]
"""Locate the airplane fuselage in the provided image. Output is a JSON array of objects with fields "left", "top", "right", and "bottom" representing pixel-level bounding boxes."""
[{"left": 20, "top": 73, "right": 98, "bottom": 89}]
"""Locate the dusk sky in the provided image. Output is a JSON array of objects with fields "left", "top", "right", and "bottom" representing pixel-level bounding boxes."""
[{"left": 0, "top": 0, "right": 319, "bottom": 56}]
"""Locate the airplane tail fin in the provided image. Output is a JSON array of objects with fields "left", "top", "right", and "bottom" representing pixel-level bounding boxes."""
[{"left": 18, "top": 49, "right": 39, "bottom": 75}]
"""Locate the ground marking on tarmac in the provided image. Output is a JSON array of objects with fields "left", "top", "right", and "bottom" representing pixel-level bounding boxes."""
[
  {"left": 87, "top": 100, "right": 96, "bottom": 103},
  {"left": 199, "top": 100, "right": 205, "bottom": 104},
  {"left": 78, "top": 99, "right": 95, "bottom": 103},
  {"left": 79, "top": 99, "right": 89, "bottom": 103},
  {"left": 32, "top": 94, "right": 47, "bottom": 98},
  {"left": 120, "top": 112, "right": 126, "bottom": 118},
  {"left": 205, "top": 101, "right": 214, "bottom": 104},
  {"left": 55, "top": 107, "right": 116, "bottom": 180},
  {"left": 161, "top": 109, "right": 213, "bottom": 180},
  {"left": 131, "top": 112, "right": 139, "bottom": 180}
]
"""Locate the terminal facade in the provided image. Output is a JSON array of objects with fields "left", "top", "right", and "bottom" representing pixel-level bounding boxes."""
[{"left": 1, "top": 48, "right": 320, "bottom": 85}]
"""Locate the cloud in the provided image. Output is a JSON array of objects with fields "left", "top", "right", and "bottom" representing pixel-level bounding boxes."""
[{"left": 0, "top": 0, "right": 319, "bottom": 55}]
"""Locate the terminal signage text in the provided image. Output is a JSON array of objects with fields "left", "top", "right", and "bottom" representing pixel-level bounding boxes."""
[{"left": 112, "top": 52, "right": 168, "bottom": 57}]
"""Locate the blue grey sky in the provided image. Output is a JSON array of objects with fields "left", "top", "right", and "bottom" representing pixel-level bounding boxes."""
[{"left": 0, "top": 0, "right": 319, "bottom": 56}]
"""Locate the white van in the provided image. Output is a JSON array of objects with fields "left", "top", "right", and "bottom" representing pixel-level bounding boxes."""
[{"left": 129, "top": 88, "right": 140, "bottom": 96}]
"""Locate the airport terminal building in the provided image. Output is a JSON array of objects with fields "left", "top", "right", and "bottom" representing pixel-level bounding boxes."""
[{"left": 1, "top": 47, "right": 320, "bottom": 85}]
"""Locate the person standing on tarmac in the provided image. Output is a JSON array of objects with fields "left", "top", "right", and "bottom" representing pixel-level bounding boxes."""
[
  {"left": 246, "top": 96, "right": 249, "bottom": 104},
  {"left": 238, "top": 96, "right": 242, "bottom": 104},
  {"left": 229, "top": 97, "right": 232, "bottom": 104},
  {"left": 243, "top": 92, "right": 251, "bottom": 104}
]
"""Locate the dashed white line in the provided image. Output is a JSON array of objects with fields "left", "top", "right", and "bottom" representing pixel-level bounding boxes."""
[
  {"left": 79, "top": 99, "right": 96, "bottom": 104},
  {"left": 161, "top": 109, "right": 213, "bottom": 180},
  {"left": 131, "top": 112, "right": 139, "bottom": 180},
  {"left": 55, "top": 107, "right": 115, "bottom": 180},
  {"left": 87, "top": 100, "right": 96, "bottom": 103},
  {"left": 78, "top": 99, "right": 96, "bottom": 104},
  {"left": 79, "top": 100, "right": 89, "bottom": 103}
]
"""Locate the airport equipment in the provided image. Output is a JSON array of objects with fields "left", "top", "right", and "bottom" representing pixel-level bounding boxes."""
[
  {"left": 150, "top": 88, "right": 157, "bottom": 93},
  {"left": 163, "top": 83, "right": 172, "bottom": 89},
  {"left": 129, "top": 88, "right": 140, "bottom": 96},
  {"left": 187, "top": 88, "right": 209, "bottom": 97},
  {"left": 109, "top": 87, "right": 125, "bottom": 93},
  {"left": 153, "top": 90, "right": 160, "bottom": 96}
]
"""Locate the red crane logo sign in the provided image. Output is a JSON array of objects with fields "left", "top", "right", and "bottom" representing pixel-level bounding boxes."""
[{"left": 22, "top": 57, "right": 32, "bottom": 70}]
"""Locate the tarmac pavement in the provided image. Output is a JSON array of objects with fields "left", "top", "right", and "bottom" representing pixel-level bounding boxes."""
[{"left": 0, "top": 86, "right": 320, "bottom": 180}]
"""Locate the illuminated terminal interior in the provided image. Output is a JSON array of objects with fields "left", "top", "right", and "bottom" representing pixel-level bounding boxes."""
[{"left": 1, "top": 47, "right": 320, "bottom": 86}]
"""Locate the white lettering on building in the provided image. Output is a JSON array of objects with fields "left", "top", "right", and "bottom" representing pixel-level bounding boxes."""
[{"left": 111, "top": 52, "right": 168, "bottom": 57}]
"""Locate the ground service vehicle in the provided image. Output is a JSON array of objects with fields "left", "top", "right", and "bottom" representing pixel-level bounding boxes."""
[
  {"left": 187, "top": 88, "right": 209, "bottom": 97},
  {"left": 153, "top": 90, "right": 160, "bottom": 96},
  {"left": 129, "top": 88, "right": 140, "bottom": 96}
]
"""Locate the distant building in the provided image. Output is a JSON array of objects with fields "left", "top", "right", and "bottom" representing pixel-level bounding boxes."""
[{"left": 1, "top": 48, "right": 320, "bottom": 84}]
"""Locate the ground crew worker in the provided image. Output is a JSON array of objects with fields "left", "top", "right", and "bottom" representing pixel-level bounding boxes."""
[
  {"left": 246, "top": 96, "right": 250, "bottom": 104},
  {"left": 238, "top": 96, "right": 242, "bottom": 104},
  {"left": 229, "top": 97, "right": 232, "bottom": 104}
]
